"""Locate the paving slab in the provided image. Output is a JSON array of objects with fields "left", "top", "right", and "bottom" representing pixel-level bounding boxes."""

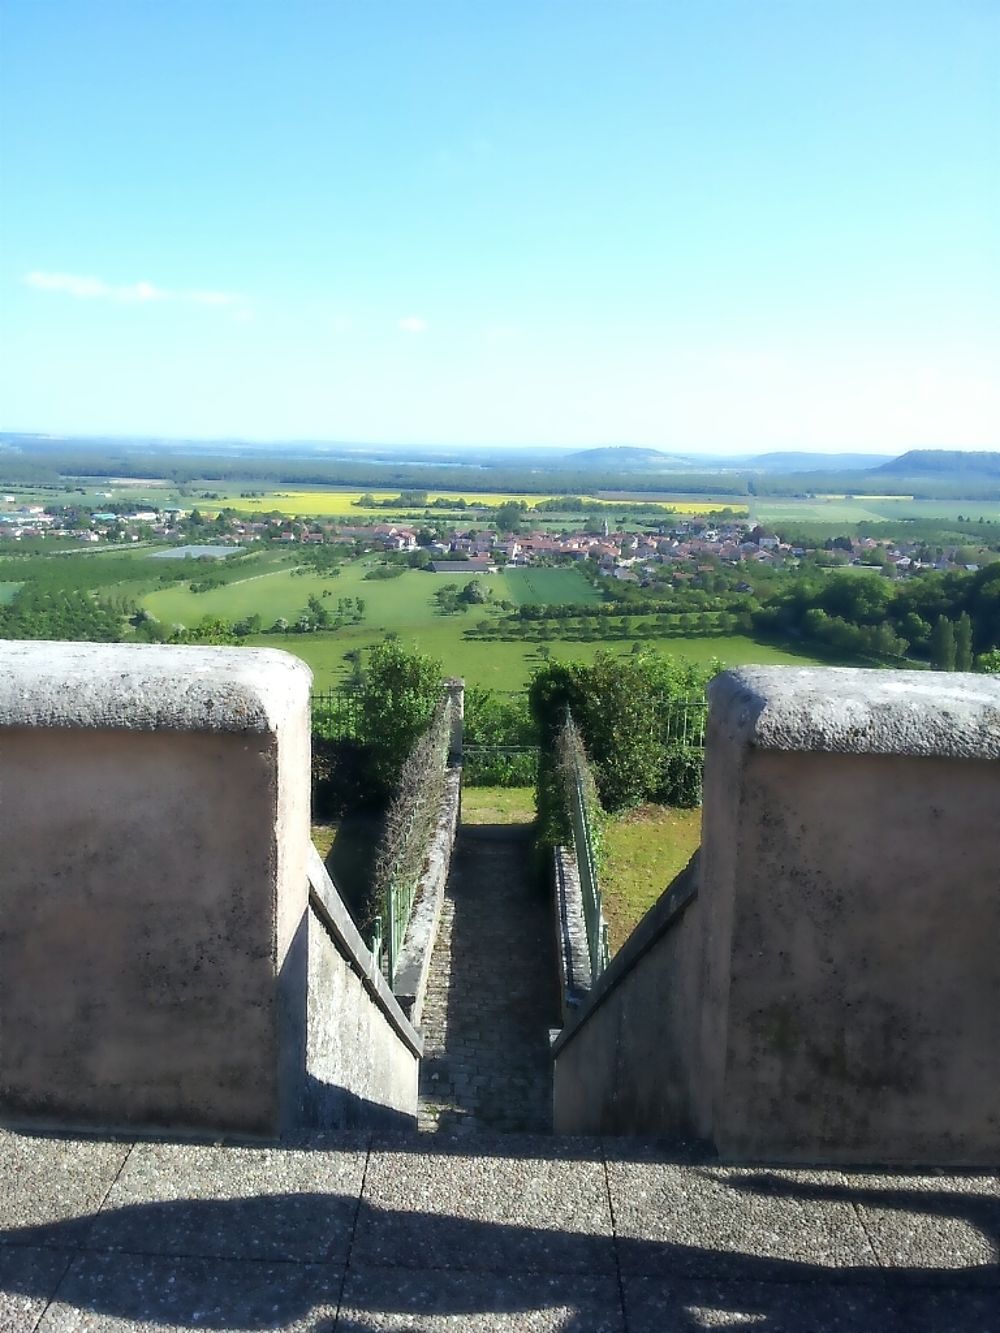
[
  {"left": 842, "top": 1170, "right": 1000, "bottom": 1285},
  {"left": 624, "top": 1276, "right": 906, "bottom": 1332},
  {"left": 353, "top": 1135, "right": 615, "bottom": 1275},
  {"left": 891, "top": 1285, "right": 1000, "bottom": 1332},
  {"left": 337, "top": 1268, "right": 625, "bottom": 1330},
  {"left": 0, "top": 1131, "right": 132, "bottom": 1248},
  {"left": 604, "top": 1154, "right": 879, "bottom": 1282},
  {"left": 88, "top": 1139, "right": 368, "bottom": 1264},
  {"left": 35, "top": 1251, "right": 343, "bottom": 1331},
  {"left": 0, "top": 1245, "right": 73, "bottom": 1333}
]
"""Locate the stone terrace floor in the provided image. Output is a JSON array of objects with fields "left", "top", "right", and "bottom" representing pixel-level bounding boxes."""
[{"left": 1, "top": 1127, "right": 997, "bottom": 1330}]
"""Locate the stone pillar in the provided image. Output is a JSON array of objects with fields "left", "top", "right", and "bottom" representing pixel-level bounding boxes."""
[
  {"left": 698, "top": 666, "right": 1000, "bottom": 1163},
  {"left": 0, "top": 640, "right": 313, "bottom": 1138}
]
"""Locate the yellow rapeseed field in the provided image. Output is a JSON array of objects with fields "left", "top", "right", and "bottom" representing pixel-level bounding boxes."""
[{"left": 228, "top": 489, "right": 748, "bottom": 518}]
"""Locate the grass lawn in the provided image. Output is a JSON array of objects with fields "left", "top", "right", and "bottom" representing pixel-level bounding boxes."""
[
  {"left": 311, "top": 807, "right": 384, "bottom": 933},
  {"left": 601, "top": 804, "right": 702, "bottom": 954},
  {"left": 461, "top": 786, "right": 536, "bottom": 825},
  {"left": 0, "top": 581, "right": 23, "bottom": 604}
]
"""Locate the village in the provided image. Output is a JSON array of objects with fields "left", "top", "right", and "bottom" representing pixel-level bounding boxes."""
[{"left": 0, "top": 494, "right": 984, "bottom": 580}]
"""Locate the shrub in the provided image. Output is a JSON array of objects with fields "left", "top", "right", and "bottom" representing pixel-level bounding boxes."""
[
  {"left": 530, "top": 650, "right": 717, "bottom": 812},
  {"left": 358, "top": 641, "right": 443, "bottom": 796},
  {"left": 368, "top": 692, "right": 453, "bottom": 942}
]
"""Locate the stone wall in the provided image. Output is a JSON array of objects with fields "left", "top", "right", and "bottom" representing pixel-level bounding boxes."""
[
  {"left": 0, "top": 640, "right": 420, "bottom": 1138},
  {"left": 553, "top": 667, "right": 1000, "bottom": 1165},
  {"left": 306, "top": 848, "right": 421, "bottom": 1128}
]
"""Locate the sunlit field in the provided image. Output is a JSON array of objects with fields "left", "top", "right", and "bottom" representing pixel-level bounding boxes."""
[{"left": 210, "top": 488, "right": 750, "bottom": 518}]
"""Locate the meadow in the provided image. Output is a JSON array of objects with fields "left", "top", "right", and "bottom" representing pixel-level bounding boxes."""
[
  {"left": 502, "top": 566, "right": 601, "bottom": 605},
  {"left": 139, "top": 555, "right": 824, "bottom": 688},
  {"left": 752, "top": 497, "right": 1000, "bottom": 525}
]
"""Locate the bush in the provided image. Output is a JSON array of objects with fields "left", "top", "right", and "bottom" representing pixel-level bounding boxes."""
[
  {"left": 367, "top": 693, "right": 453, "bottom": 940},
  {"left": 358, "top": 641, "right": 443, "bottom": 796},
  {"left": 529, "top": 650, "right": 717, "bottom": 812}
]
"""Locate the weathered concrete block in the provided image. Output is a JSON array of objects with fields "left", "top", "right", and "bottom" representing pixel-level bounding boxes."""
[
  {"left": 553, "top": 667, "right": 1000, "bottom": 1165},
  {"left": 0, "top": 640, "right": 312, "bottom": 1137},
  {"left": 700, "top": 666, "right": 1000, "bottom": 1164}
]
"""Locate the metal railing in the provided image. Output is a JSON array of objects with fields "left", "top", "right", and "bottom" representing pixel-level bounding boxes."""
[
  {"left": 662, "top": 696, "right": 708, "bottom": 748},
  {"left": 462, "top": 745, "right": 539, "bottom": 787},
  {"left": 563, "top": 713, "right": 611, "bottom": 980},
  {"left": 311, "top": 686, "right": 362, "bottom": 739}
]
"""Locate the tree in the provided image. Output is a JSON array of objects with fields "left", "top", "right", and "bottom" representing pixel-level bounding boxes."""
[
  {"left": 494, "top": 500, "right": 528, "bottom": 533},
  {"left": 459, "top": 578, "right": 488, "bottom": 605},
  {"left": 930, "top": 616, "right": 956, "bottom": 671},
  {"left": 955, "top": 611, "right": 974, "bottom": 672}
]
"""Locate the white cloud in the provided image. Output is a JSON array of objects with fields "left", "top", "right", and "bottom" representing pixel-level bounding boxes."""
[
  {"left": 23, "top": 271, "right": 244, "bottom": 310},
  {"left": 24, "top": 271, "right": 111, "bottom": 298},
  {"left": 398, "top": 315, "right": 428, "bottom": 334}
]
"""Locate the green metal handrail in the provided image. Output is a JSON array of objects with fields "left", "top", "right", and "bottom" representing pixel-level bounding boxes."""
[{"left": 564, "top": 711, "right": 611, "bottom": 980}]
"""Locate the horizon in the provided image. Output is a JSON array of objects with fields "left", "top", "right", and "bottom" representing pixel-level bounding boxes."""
[
  {"left": 2, "top": 2, "right": 998, "bottom": 451},
  {"left": 2, "top": 430, "right": 996, "bottom": 461}
]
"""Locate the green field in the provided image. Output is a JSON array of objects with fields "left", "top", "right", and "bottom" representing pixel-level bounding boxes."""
[
  {"left": 753, "top": 497, "right": 1000, "bottom": 525},
  {"left": 140, "top": 554, "right": 827, "bottom": 688},
  {"left": 752, "top": 500, "right": 889, "bottom": 524},
  {"left": 246, "top": 627, "right": 824, "bottom": 690},
  {"left": 0, "top": 581, "right": 23, "bottom": 604},
  {"left": 503, "top": 566, "right": 600, "bottom": 605}
]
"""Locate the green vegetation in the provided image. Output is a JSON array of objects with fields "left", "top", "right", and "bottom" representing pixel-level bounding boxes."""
[
  {"left": 754, "top": 564, "right": 1000, "bottom": 666},
  {"left": 602, "top": 805, "right": 702, "bottom": 953},
  {"left": 532, "top": 651, "right": 713, "bottom": 814},
  {"left": 503, "top": 566, "right": 601, "bottom": 605},
  {"left": 460, "top": 786, "right": 536, "bottom": 826}
]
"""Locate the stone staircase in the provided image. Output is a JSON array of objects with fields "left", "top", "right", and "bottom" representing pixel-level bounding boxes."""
[{"left": 418, "top": 822, "right": 558, "bottom": 1135}]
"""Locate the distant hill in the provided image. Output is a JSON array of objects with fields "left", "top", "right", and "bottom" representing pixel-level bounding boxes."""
[
  {"left": 872, "top": 450, "right": 1000, "bottom": 477},
  {"left": 558, "top": 446, "right": 695, "bottom": 470},
  {"left": 745, "top": 452, "right": 896, "bottom": 472}
]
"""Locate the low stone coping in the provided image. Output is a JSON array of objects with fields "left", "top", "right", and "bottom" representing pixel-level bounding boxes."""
[
  {"left": 551, "top": 851, "right": 700, "bottom": 1058},
  {"left": 393, "top": 765, "right": 463, "bottom": 1026},
  {"left": 711, "top": 666, "right": 1000, "bottom": 759},
  {"left": 552, "top": 845, "right": 592, "bottom": 1023},
  {"left": 0, "top": 640, "right": 311, "bottom": 733},
  {"left": 306, "top": 846, "right": 423, "bottom": 1058}
]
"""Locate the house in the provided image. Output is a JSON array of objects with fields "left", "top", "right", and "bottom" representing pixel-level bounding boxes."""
[{"left": 430, "top": 558, "right": 495, "bottom": 574}]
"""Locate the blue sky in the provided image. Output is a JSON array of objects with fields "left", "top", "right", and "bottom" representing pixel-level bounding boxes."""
[{"left": 2, "top": 0, "right": 998, "bottom": 452}]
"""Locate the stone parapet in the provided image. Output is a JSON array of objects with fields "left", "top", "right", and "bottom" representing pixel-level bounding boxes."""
[
  {"left": 0, "top": 639, "right": 420, "bottom": 1139},
  {"left": 554, "top": 667, "right": 1000, "bottom": 1164}
]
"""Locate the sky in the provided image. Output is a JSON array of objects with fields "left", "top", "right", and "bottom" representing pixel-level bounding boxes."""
[{"left": 1, "top": 0, "right": 998, "bottom": 454}]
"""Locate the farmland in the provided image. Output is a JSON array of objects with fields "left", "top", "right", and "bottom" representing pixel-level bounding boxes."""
[
  {"left": 503, "top": 567, "right": 601, "bottom": 606},
  {"left": 139, "top": 554, "right": 825, "bottom": 689},
  {"left": 247, "top": 626, "right": 823, "bottom": 691},
  {"left": 200, "top": 487, "right": 749, "bottom": 518},
  {"left": 752, "top": 497, "right": 1000, "bottom": 525}
]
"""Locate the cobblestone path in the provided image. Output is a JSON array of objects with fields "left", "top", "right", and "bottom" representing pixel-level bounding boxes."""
[{"left": 418, "top": 823, "right": 560, "bottom": 1133}]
